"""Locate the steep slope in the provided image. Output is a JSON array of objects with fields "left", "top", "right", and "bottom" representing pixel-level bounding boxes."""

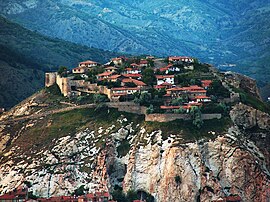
[
  {"left": 0, "top": 16, "right": 118, "bottom": 109},
  {"left": 1, "top": 0, "right": 270, "bottom": 82},
  {"left": 0, "top": 87, "right": 269, "bottom": 201}
]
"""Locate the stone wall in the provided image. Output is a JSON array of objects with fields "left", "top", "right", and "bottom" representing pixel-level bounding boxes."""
[
  {"left": 56, "top": 75, "right": 71, "bottom": 97},
  {"left": 45, "top": 73, "right": 57, "bottom": 87},
  {"left": 107, "top": 102, "right": 147, "bottom": 115},
  {"left": 145, "top": 113, "right": 222, "bottom": 122}
]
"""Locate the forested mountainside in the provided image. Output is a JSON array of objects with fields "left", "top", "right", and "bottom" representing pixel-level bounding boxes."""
[
  {"left": 0, "top": 0, "right": 270, "bottom": 82},
  {"left": 0, "top": 16, "right": 118, "bottom": 109}
]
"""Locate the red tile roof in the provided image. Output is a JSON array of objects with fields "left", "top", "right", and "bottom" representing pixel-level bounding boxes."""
[
  {"left": 156, "top": 75, "right": 174, "bottom": 79},
  {"left": 154, "top": 82, "right": 173, "bottom": 89},
  {"left": 108, "top": 74, "right": 122, "bottom": 79},
  {"left": 130, "top": 63, "right": 139, "bottom": 66},
  {"left": 112, "top": 57, "right": 123, "bottom": 61},
  {"left": 105, "top": 66, "right": 118, "bottom": 70},
  {"left": 122, "top": 78, "right": 146, "bottom": 86},
  {"left": 195, "top": 95, "right": 210, "bottom": 99},
  {"left": 98, "top": 71, "right": 114, "bottom": 77},
  {"left": 80, "top": 60, "right": 98, "bottom": 65},
  {"left": 160, "top": 106, "right": 181, "bottom": 109},
  {"left": 159, "top": 67, "right": 169, "bottom": 72},
  {"left": 201, "top": 80, "right": 212, "bottom": 87},
  {"left": 112, "top": 87, "right": 139, "bottom": 91},
  {"left": 122, "top": 74, "right": 142, "bottom": 78}
]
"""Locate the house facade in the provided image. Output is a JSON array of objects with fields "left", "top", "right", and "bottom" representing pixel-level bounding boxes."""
[
  {"left": 79, "top": 60, "right": 99, "bottom": 67},
  {"left": 156, "top": 75, "right": 175, "bottom": 85}
]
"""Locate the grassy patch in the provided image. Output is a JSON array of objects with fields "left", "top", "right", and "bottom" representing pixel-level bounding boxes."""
[
  {"left": 233, "top": 87, "right": 270, "bottom": 114},
  {"left": 14, "top": 107, "right": 144, "bottom": 152},
  {"left": 144, "top": 117, "right": 232, "bottom": 142}
]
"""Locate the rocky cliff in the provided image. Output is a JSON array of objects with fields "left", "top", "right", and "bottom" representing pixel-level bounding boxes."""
[{"left": 0, "top": 93, "right": 269, "bottom": 201}]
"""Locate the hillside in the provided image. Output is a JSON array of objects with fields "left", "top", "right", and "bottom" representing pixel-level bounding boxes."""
[
  {"left": 0, "top": 16, "right": 119, "bottom": 109},
  {"left": 0, "top": 69, "right": 269, "bottom": 201},
  {"left": 0, "top": 0, "right": 270, "bottom": 82}
]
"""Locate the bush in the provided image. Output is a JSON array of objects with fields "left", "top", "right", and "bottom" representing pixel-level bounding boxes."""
[
  {"left": 146, "top": 104, "right": 154, "bottom": 114},
  {"left": 117, "top": 140, "right": 130, "bottom": 157},
  {"left": 174, "top": 107, "right": 186, "bottom": 114},
  {"left": 93, "top": 94, "right": 109, "bottom": 103},
  {"left": 73, "top": 185, "right": 87, "bottom": 196},
  {"left": 175, "top": 175, "right": 182, "bottom": 184},
  {"left": 45, "top": 83, "right": 62, "bottom": 96},
  {"left": 207, "top": 80, "right": 230, "bottom": 98},
  {"left": 190, "top": 106, "right": 203, "bottom": 128}
]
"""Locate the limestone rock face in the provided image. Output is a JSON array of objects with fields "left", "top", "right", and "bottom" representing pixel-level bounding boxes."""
[
  {"left": 0, "top": 104, "right": 269, "bottom": 201},
  {"left": 123, "top": 132, "right": 270, "bottom": 202},
  {"left": 230, "top": 103, "right": 270, "bottom": 130}
]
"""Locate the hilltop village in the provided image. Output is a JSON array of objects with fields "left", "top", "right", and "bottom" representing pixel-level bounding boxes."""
[
  {"left": 1, "top": 56, "right": 268, "bottom": 202},
  {"left": 45, "top": 55, "right": 238, "bottom": 118}
]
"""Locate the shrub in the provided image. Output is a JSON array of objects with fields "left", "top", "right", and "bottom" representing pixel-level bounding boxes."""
[
  {"left": 190, "top": 106, "right": 203, "bottom": 128},
  {"left": 45, "top": 83, "right": 61, "bottom": 96},
  {"left": 175, "top": 175, "right": 182, "bottom": 184},
  {"left": 117, "top": 140, "right": 130, "bottom": 157},
  {"left": 146, "top": 104, "right": 154, "bottom": 114},
  {"left": 93, "top": 94, "right": 109, "bottom": 103},
  {"left": 73, "top": 185, "right": 87, "bottom": 196}
]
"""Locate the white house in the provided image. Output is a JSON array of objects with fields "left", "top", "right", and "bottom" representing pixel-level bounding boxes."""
[
  {"left": 156, "top": 75, "right": 175, "bottom": 85},
  {"left": 79, "top": 60, "right": 99, "bottom": 67}
]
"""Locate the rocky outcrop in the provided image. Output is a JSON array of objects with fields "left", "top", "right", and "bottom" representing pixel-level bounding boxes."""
[
  {"left": 0, "top": 101, "right": 270, "bottom": 201},
  {"left": 225, "top": 73, "right": 262, "bottom": 99},
  {"left": 123, "top": 129, "right": 270, "bottom": 202},
  {"left": 230, "top": 103, "right": 270, "bottom": 130}
]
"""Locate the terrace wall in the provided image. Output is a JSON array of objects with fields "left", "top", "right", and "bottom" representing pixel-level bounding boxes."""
[
  {"left": 145, "top": 113, "right": 222, "bottom": 122},
  {"left": 107, "top": 102, "right": 147, "bottom": 115}
]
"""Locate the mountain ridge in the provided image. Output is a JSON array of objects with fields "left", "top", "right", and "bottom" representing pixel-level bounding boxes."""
[
  {"left": 0, "top": 15, "right": 119, "bottom": 109},
  {"left": 1, "top": 0, "right": 269, "bottom": 82}
]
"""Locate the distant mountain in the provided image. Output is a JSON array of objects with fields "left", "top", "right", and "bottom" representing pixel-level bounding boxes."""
[
  {"left": 0, "top": 0, "right": 269, "bottom": 82},
  {"left": 0, "top": 16, "right": 118, "bottom": 109}
]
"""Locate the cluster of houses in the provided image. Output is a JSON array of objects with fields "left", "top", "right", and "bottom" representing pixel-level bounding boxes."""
[{"left": 45, "top": 56, "right": 213, "bottom": 112}]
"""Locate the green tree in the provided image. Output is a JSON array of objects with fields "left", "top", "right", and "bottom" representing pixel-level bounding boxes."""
[
  {"left": 112, "top": 189, "right": 126, "bottom": 202},
  {"left": 93, "top": 94, "right": 109, "bottom": 103},
  {"left": 207, "top": 80, "right": 230, "bottom": 98},
  {"left": 146, "top": 104, "right": 154, "bottom": 114},
  {"left": 174, "top": 107, "right": 186, "bottom": 114},
  {"left": 171, "top": 97, "right": 184, "bottom": 106},
  {"left": 126, "top": 190, "right": 138, "bottom": 202},
  {"left": 58, "top": 66, "right": 68, "bottom": 77},
  {"left": 190, "top": 106, "right": 203, "bottom": 128},
  {"left": 139, "top": 92, "right": 152, "bottom": 105},
  {"left": 142, "top": 68, "right": 156, "bottom": 86},
  {"left": 73, "top": 185, "right": 86, "bottom": 196}
]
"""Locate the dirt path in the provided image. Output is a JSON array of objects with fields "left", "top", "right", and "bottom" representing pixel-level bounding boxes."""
[{"left": 1, "top": 104, "right": 96, "bottom": 125}]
